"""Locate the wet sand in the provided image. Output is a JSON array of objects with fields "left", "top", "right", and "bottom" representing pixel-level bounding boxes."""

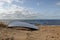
[{"left": 0, "top": 25, "right": 60, "bottom": 40}]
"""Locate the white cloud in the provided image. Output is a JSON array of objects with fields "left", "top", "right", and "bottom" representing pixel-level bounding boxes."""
[
  {"left": 56, "top": 2, "right": 60, "bottom": 6},
  {"left": 15, "top": 0, "right": 25, "bottom": 4},
  {"left": 0, "top": 0, "right": 13, "bottom": 4},
  {"left": 0, "top": 0, "right": 24, "bottom": 13},
  {"left": 37, "top": 2, "right": 44, "bottom": 6},
  {"left": 0, "top": 7, "right": 40, "bottom": 19},
  {"left": 37, "top": 2, "right": 40, "bottom": 6},
  {"left": 0, "top": 0, "right": 40, "bottom": 19},
  {"left": 0, "top": 2, "right": 4, "bottom": 6}
]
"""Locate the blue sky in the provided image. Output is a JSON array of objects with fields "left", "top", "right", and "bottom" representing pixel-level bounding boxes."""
[
  {"left": 0, "top": 0, "right": 60, "bottom": 19},
  {"left": 21, "top": 0, "right": 60, "bottom": 12}
]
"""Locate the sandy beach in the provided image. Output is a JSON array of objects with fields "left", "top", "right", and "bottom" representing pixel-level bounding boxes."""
[{"left": 0, "top": 25, "right": 60, "bottom": 40}]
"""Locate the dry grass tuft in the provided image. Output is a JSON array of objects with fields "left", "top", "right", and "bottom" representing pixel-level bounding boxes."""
[{"left": 0, "top": 22, "right": 7, "bottom": 27}]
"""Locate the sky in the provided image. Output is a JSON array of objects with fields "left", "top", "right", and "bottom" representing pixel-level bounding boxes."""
[{"left": 0, "top": 0, "right": 60, "bottom": 19}]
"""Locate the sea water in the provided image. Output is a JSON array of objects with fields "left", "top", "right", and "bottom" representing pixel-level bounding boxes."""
[{"left": 0, "top": 19, "right": 60, "bottom": 25}]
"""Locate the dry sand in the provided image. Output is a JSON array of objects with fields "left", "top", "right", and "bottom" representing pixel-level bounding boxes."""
[{"left": 0, "top": 25, "right": 60, "bottom": 40}]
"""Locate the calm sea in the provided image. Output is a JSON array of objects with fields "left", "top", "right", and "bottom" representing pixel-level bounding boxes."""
[
  {"left": 0, "top": 19, "right": 60, "bottom": 25},
  {"left": 21, "top": 20, "right": 60, "bottom": 25}
]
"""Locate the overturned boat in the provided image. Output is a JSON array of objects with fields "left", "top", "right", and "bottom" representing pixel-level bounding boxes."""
[{"left": 8, "top": 21, "right": 38, "bottom": 30}]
